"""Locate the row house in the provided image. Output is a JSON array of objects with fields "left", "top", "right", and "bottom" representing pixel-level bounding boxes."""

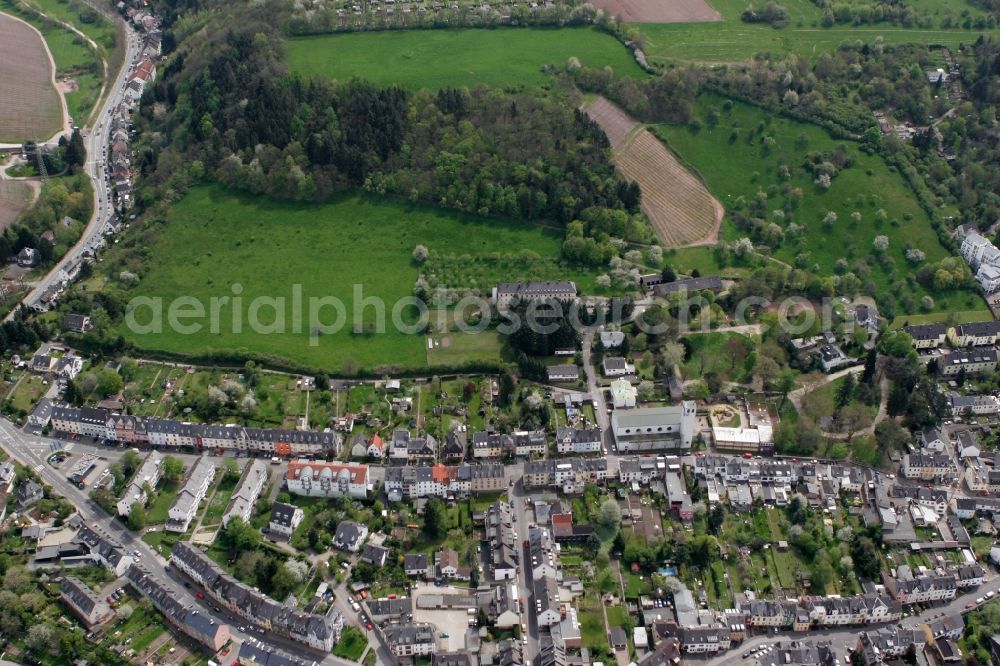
[
  {"left": 741, "top": 594, "right": 901, "bottom": 629},
  {"left": 903, "top": 323, "right": 947, "bottom": 349},
  {"left": 882, "top": 573, "right": 957, "bottom": 604},
  {"left": 938, "top": 347, "right": 998, "bottom": 376},
  {"left": 285, "top": 461, "right": 369, "bottom": 499},
  {"left": 126, "top": 565, "right": 231, "bottom": 652},
  {"left": 51, "top": 406, "right": 341, "bottom": 456},
  {"left": 170, "top": 542, "right": 343, "bottom": 651},
  {"left": 555, "top": 427, "right": 602, "bottom": 455},
  {"left": 116, "top": 452, "right": 162, "bottom": 516},
  {"left": 73, "top": 524, "right": 133, "bottom": 576},
  {"left": 533, "top": 574, "right": 562, "bottom": 627},
  {"left": 383, "top": 624, "right": 437, "bottom": 657},
  {"left": 109, "top": 413, "right": 147, "bottom": 443},
  {"left": 901, "top": 452, "right": 953, "bottom": 481},
  {"left": 484, "top": 500, "right": 518, "bottom": 582},
  {"left": 664, "top": 469, "right": 694, "bottom": 521},
  {"left": 889, "top": 485, "right": 948, "bottom": 516},
  {"left": 60, "top": 576, "right": 114, "bottom": 628},
  {"left": 953, "top": 564, "right": 985, "bottom": 588},
  {"left": 856, "top": 628, "right": 923, "bottom": 663},
  {"left": 383, "top": 463, "right": 505, "bottom": 500},
  {"left": 947, "top": 319, "right": 1000, "bottom": 347},
  {"left": 948, "top": 393, "right": 1000, "bottom": 417},
  {"left": 652, "top": 621, "right": 731, "bottom": 655},
  {"left": 528, "top": 526, "right": 560, "bottom": 581},
  {"left": 473, "top": 431, "right": 547, "bottom": 458},
  {"left": 222, "top": 459, "right": 269, "bottom": 527},
  {"left": 166, "top": 457, "right": 216, "bottom": 532},
  {"left": 952, "top": 496, "right": 1000, "bottom": 518},
  {"left": 693, "top": 456, "right": 794, "bottom": 486},
  {"left": 618, "top": 457, "right": 664, "bottom": 485},
  {"left": 522, "top": 458, "right": 608, "bottom": 493},
  {"left": 51, "top": 406, "right": 110, "bottom": 438},
  {"left": 389, "top": 430, "right": 436, "bottom": 464}
]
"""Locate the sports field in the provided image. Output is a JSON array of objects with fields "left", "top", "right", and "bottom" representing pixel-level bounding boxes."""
[
  {"left": 287, "top": 26, "right": 646, "bottom": 90},
  {"left": 122, "top": 186, "right": 599, "bottom": 372},
  {"left": 0, "top": 11, "right": 63, "bottom": 143},
  {"left": 654, "top": 93, "right": 984, "bottom": 313}
]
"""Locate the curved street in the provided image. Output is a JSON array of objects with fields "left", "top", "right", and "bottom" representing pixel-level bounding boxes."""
[{"left": 4, "top": 5, "right": 143, "bottom": 321}]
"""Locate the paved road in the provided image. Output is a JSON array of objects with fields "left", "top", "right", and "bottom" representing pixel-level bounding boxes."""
[
  {"left": 693, "top": 575, "right": 1000, "bottom": 666},
  {"left": 4, "top": 13, "right": 143, "bottom": 320},
  {"left": 0, "top": 417, "right": 367, "bottom": 666}
]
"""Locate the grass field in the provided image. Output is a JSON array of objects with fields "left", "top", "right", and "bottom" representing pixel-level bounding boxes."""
[
  {"left": 637, "top": 0, "right": 1000, "bottom": 65},
  {"left": 0, "top": 180, "right": 35, "bottom": 229},
  {"left": 287, "top": 26, "right": 645, "bottom": 90},
  {"left": 0, "top": 11, "right": 63, "bottom": 143},
  {"left": 891, "top": 309, "right": 993, "bottom": 328},
  {"left": 654, "top": 92, "right": 981, "bottom": 313},
  {"left": 121, "top": 186, "right": 595, "bottom": 372},
  {"left": 681, "top": 331, "right": 753, "bottom": 382}
]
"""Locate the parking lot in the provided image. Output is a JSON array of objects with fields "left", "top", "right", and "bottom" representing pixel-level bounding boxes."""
[{"left": 411, "top": 582, "right": 474, "bottom": 652}]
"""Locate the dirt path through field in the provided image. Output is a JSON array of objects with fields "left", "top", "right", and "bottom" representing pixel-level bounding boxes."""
[
  {"left": 583, "top": 96, "right": 724, "bottom": 247},
  {"left": 0, "top": 11, "right": 71, "bottom": 144}
]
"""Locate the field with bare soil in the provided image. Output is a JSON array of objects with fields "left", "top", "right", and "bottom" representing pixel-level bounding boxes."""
[
  {"left": 588, "top": 0, "right": 721, "bottom": 22},
  {"left": 0, "top": 12, "right": 63, "bottom": 143},
  {"left": 584, "top": 96, "right": 722, "bottom": 247},
  {"left": 0, "top": 180, "right": 35, "bottom": 229}
]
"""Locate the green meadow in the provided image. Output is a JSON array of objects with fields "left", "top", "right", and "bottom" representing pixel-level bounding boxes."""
[
  {"left": 654, "top": 93, "right": 986, "bottom": 313},
  {"left": 121, "top": 186, "right": 600, "bottom": 372},
  {"left": 287, "top": 26, "right": 646, "bottom": 90},
  {"left": 636, "top": 0, "right": 999, "bottom": 66}
]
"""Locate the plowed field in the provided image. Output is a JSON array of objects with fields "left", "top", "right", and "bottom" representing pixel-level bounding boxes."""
[
  {"left": 584, "top": 96, "right": 722, "bottom": 247},
  {"left": 0, "top": 12, "right": 63, "bottom": 143}
]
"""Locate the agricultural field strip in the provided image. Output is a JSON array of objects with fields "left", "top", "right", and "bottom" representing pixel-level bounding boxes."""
[
  {"left": 584, "top": 96, "right": 722, "bottom": 247},
  {"left": 0, "top": 10, "right": 65, "bottom": 143}
]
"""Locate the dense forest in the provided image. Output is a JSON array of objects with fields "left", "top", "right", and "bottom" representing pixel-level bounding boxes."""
[{"left": 133, "top": 2, "right": 639, "bottom": 225}]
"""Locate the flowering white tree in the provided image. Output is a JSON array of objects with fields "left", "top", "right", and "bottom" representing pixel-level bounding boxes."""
[
  {"left": 412, "top": 244, "right": 429, "bottom": 263},
  {"left": 872, "top": 235, "right": 889, "bottom": 252},
  {"left": 905, "top": 248, "right": 925, "bottom": 263},
  {"left": 822, "top": 210, "right": 837, "bottom": 226},
  {"left": 647, "top": 246, "right": 663, "bottom": 263}
]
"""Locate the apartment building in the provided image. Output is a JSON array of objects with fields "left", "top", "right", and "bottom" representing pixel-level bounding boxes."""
[
  {"left": 221, "top": 459, "right": 269, "bottom": 527},
  {"left": 116, "top": 453, "right": 163, "bottom": 516},
  {"left": 555, "top": 427, "right": 602, "bottom": 455},
  {"left": 166, "top": 457, "right": 216, "bottom": 533},
  {"left": 284, "top": 461, "right": 369, "bottom": 499},
  {"left": 170, "top": 542, "right": 342, "bottom": 651}
]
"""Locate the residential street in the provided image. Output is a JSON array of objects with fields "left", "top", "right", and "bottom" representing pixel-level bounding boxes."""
[
  {"left": 4, "top": 6, "right": 143, "bottom": 320},
  {"left": 0, "top": 416, "right": 363, "bottom": 666}
]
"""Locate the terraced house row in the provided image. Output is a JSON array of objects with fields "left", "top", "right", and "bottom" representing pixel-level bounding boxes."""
[
  {"left": 170, "top": 541, "right": 343, "bottom": 651},
  {"left": 50, "top": 406, "right": 342, "bottom": 456}
]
